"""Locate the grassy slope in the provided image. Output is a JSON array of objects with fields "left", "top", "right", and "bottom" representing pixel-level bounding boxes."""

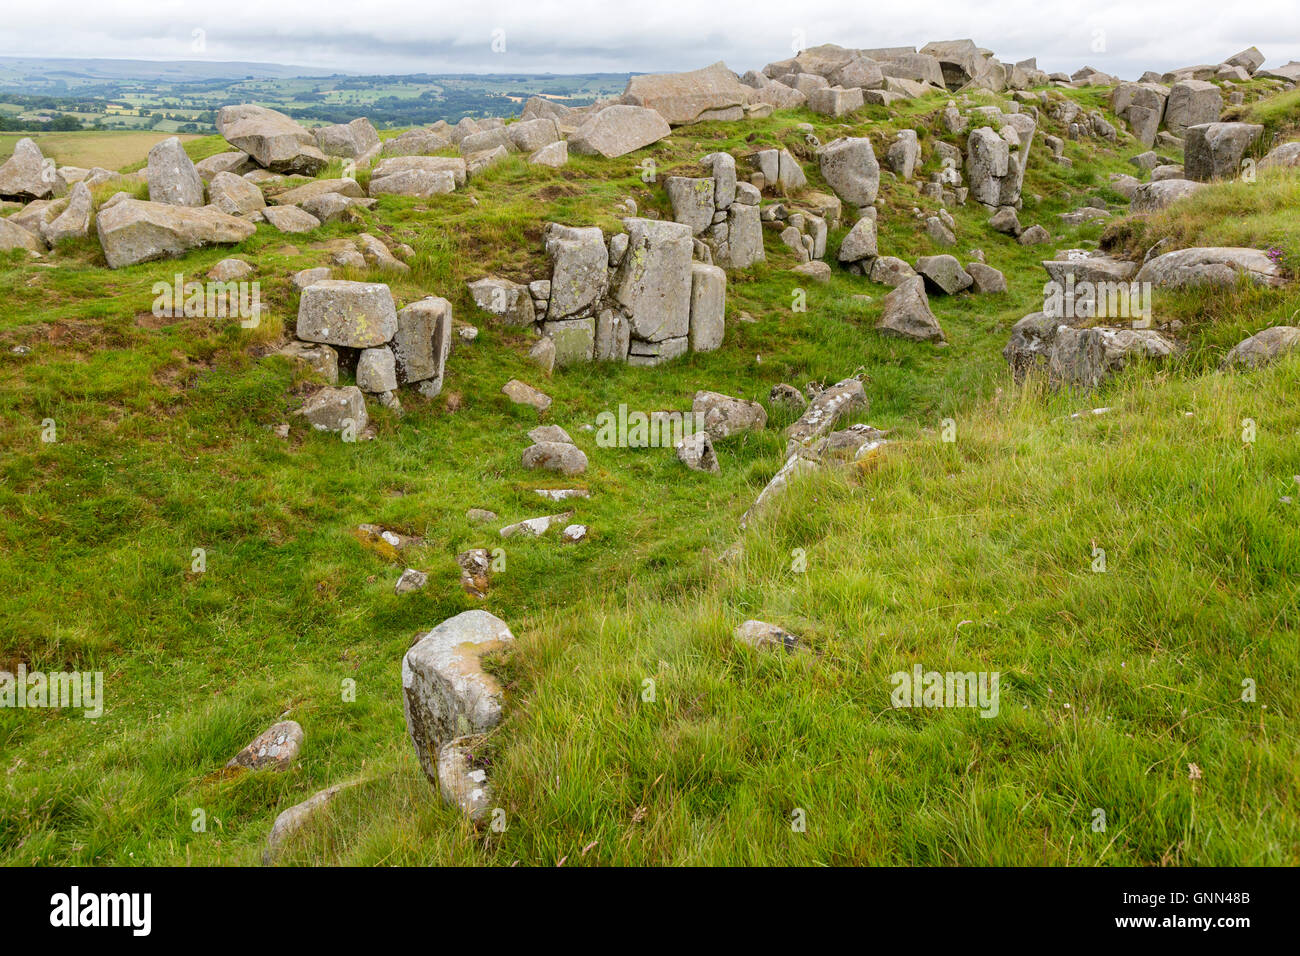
[{"left": 0, "top": 85, "right": 1296, "bottom": 865}]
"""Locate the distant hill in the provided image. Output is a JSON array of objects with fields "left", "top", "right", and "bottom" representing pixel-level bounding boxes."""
[{"left": 0, "top": 57, "right": 350, "bottom": 87}]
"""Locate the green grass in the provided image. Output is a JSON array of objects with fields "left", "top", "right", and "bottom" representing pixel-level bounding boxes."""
[{"left": 0, "top": 83, "right": 1297, "bottom": 866}]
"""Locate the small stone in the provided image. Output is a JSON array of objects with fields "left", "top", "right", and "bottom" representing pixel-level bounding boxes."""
[
  {"left": 395, "top": 568, "right": 428, "bottom": 594},
  {"left": 502, "top": 379, "right": 552, "bottom": 412},
  {"left": 561, "top": 524, "right": 587, "bottom": 543},
  {"left": 734, "top": 620, "right": 799, "bottom": 652},
  {"left": 227, "top": 720, "right": 303, "bottom": 771}
]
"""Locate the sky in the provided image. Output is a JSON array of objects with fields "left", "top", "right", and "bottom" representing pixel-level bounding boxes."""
[{"left": 0, "top": 0, "right": 1297, "bottom": 79}]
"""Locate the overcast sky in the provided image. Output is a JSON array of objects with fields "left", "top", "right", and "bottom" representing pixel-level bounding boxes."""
[{"left": 1, "top": 1, "right": 1297, "bottom": 78}]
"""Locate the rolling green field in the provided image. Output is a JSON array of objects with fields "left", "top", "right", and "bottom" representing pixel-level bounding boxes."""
[{"left": 0, "top": 83, "right": 1297, "bottom": 865}]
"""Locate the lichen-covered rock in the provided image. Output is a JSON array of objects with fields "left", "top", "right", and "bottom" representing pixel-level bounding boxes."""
[
  {"left": 297, "top": 385, "right": 368, "bottom": 433},
  {"left": 402, "top": 611, "right": 515, "bottom": 786},
  {"left": 611, "top": 218, "right": 694, "bottom": 342},
  {"left": 1002, "top": 312, "right": 1060, "bottom": 380},
  {"left": 542, "top": 317, "right": 597, "bottom": 366},
  {"left": 693, "top": 390, "right": 767, "bottom": 439},
  {"left": 146, "top": 136, "right": 204, "bottom": 207},
  {"left": 276, "top": 341, "right": 338, "bottom": 384},
  {"left": 665, "top": 176, "right": 716, "bottom": 235},
  {"left": 817, "top": 137, "right": 879, "bottom": 208},
  {"left": 1049, "top": 326, "right": 1176, "bottom": 387},
  {"left": 227, "top": 720, "right": 303, "bottom": 771},
  {"left": 96, "top": 198, "right": 255, "bottom": 268},
  {"left": 545, "top": 223, "right": 607, "bottom": 319},
  {"left": 1135, "top": 247, "right": 1282, "bottom": 289},
  {"left": 296, "top": 280, "right": 397, "bottom": 347},
  {"left": 356, "top": 346, "right": 398, "bottom": 393},
  {"left": 468, "top": 277, "right": 535, "bottom": 327},
  {"left": 676, "top": 431, "right": 719, "bottom": 473},
  {"left": 784, "top": 377, "right": 867, "bottom": 448},
  {"left": 393, "top": 296, "right": 452, "bottom": 391},
  {"left": 436, "top": 736, "right": 494, "bottom": 821}
]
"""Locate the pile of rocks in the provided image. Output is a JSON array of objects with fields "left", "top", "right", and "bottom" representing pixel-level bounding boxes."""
[
  {"left": 469, "top": 217, "right": 726, "bottom": 367},
  {"left": 664, "top": 151, "right": 765, "bottom": 269},
  {"left": 1002, "top": 244, "right": 1287, "bottom": 387},
  {"left": 287, "top": 278, "right": 452, "bottom": 430},
  {"left": 1110, "top": 77, "right": 1224, "bottom": 148}
]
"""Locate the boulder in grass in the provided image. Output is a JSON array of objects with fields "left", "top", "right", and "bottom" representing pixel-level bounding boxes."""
[
  {"left": 96, "top": 198, "right": 255, "bottom": 269},
  {"left": 296, "top": 280, "right": 398, "bottom": 348},
  {"left": 622, "top": 62, "right": 751, "bottom": 125},
  {"left": 259, "top": 205, "right": 318, "bottom": 233},
  {"left": 1135, "top": 247, "right": 1283, "bottom": 289},
  {"left": 313, "top": 117, "right": 380, "bottom": 159},
  {"left": 40, "top": 181, "right": 92, "bottom": 245},
  {"left": 146, "top": 136, "right": 204, "bottom": 207},
  {"left": 0, "top": 137, "right": 57, "bottom": 201},
  {"left": 676, "top": 431, "right": 720, "bottom": 473},
  {"left": 297, "top": 385, "right": 368, "bottom": 434},
  {"left": 392, "top": 296, "right": 453, "bottom": 391},
  {"left": 371, "top": 155, "right": 467, "bottom": 188},
  {"left": 1048, "top": 326, "right": 1176, "bottom": 388},
  {"left": 195, "top": 150, "right": 253, "bottom": 182},
  {"left": 817, "top": 136, "right": 880, "bottom": 209},
  {"left": 1183, "top": 122, "right": 1263, "bottom": 181},
  {"left": 0, "top": 216, "right": 46, "bottom": 253},
  {"left": 1220, "top": 326, "right": 1300, "bottom": 370},
  {"left": 877, "top": 276, "right": 946, "bottom": 342},
  {"left": 369, "top": 169, "right": 457, "bottom": 198},
  {"left": 735, "top": 620, "right": 800, "bottom": 653},
  {"left": 207, "top": 170, "right": 266, "bottom": 217},
  {"left": 521, "top": 441, "right": 588, "bottom": 476},
  {"left": 568, "top": 105, "right": 671, "bottom": 158},
  {"left": 402, "top": 610, "right": 515, "bottom": 786},
  {"left": 216, "top": 104, "right": 328, "bottom": 174},
  {"left": 227, "top": 720, "right": 303, "bottom": 771},
  {"left": 915, "top": 254, "right": 973, "bottom": 295},
  {"left": 692, "top": 390, "right": 767, "bottom": 439}
]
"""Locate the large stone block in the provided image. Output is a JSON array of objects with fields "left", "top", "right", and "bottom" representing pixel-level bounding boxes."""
[
  {"left": 296, "top": 280, "right": 398, "bottom": 347},
  {"left": 611, "top": 218, "right": 694, "bottom": 342}
]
